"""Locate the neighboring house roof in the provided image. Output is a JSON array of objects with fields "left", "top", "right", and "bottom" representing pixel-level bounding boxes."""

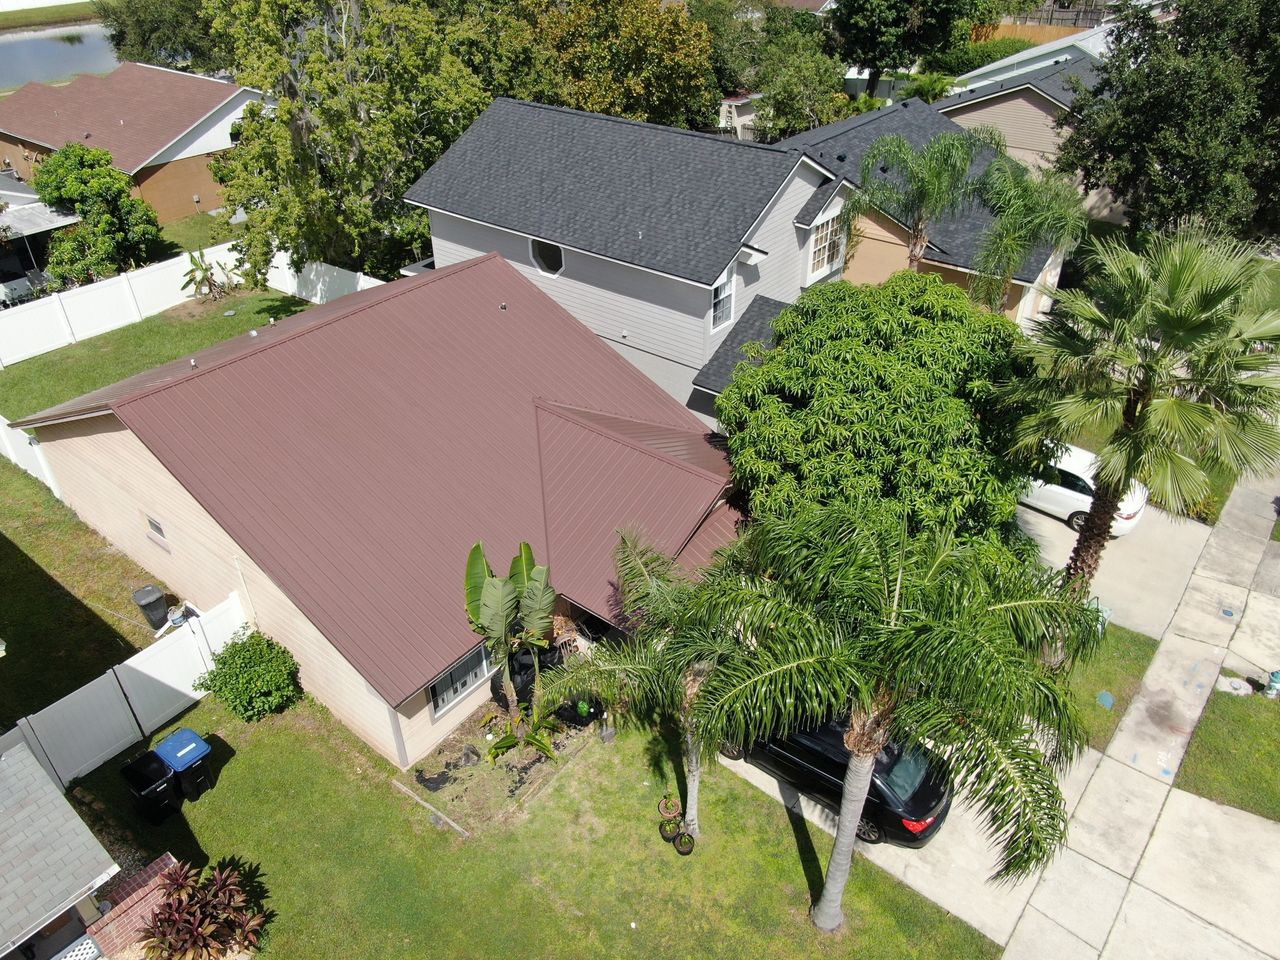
[
  {"left": 773, "top": 0, "right": 832, "bottom": 11},
  {"left": 0, "top": 201, "right": 78, "bottom": 239},
  {"left": 404, "top": 98, "right": 821, "bottom": 286},
  {"left": 955, "top": 22, "right": 1114, "bottom": 87},
  {"left": 0, "top": 62, "right": 246, "bottom": 174},
  {"left": 0, "top": 743, "right": 118, "bottom": 954},
  {"left": 938, "top": 54, "right": 1102, "bottom": 111},
  {"left": 17, "top": 255, "right": 736, "bottom": 706},
  {"left": 776, "top": 99, "right": 1048, "bottom": 283},
  {"left": 692, "top": 295, "right": 789, "bottom": 395},
  {"left": 0, "top": 169, "right": 38, "bottom": 206}
]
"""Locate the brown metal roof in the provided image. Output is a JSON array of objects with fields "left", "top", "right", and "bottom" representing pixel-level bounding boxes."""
[
  {"left": 0, "top": 63, "right": 246, "bottom": 174},
  {"left": 33, "top": 255, "right": 733, "bottom": 705}
]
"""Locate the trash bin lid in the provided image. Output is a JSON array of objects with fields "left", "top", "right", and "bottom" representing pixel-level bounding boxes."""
[
  {"left": 154, "top": 727, "right": 211, "bottom": 771},
  {"left": 132, "top": 584, "right": 165, "bottom": 606},
  {"left": 121, "top": 750, "right": 173, "bottom": 790}
]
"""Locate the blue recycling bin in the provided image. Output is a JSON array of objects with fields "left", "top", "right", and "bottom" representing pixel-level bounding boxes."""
[{"left": 155, "top": 727, "right": 213, "bottom": 801}]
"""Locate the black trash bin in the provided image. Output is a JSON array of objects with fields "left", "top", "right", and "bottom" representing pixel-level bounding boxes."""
[
  {"left": 132, "top": 585, "right": 169, "bottom": 630},
  {"left": 155, "top": 727, "right": 213, "bottom": 801},
  {"left": 121, "top": 750, "right": 178, "bottom": 823}
]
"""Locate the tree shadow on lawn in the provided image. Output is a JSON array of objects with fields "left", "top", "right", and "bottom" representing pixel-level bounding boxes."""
[
  {"left": 777, "top": 782, "right": 826, "bottom": 905},
  {"left": 0, "top": 529, "right": 143, "bottom": 726},
  {"left": 643, "top": 726, "right": 687, "bottom": 809}
]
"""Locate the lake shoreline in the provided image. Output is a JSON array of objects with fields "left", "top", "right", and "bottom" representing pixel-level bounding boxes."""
[{"left": 0, "top": 3, "right": 99, "bottom": 36}]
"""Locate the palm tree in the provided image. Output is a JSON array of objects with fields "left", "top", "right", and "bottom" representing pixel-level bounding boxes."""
[
  {"left": 901, "top": 72, "right": 955, "bottom": 104},
  {"left": 854, "top": 127, "right": 1004, "bottom": 269},
  {"left": 974, "top": 156, "right": 1086, "bottom": 312},
  {"left": 1010, "top": 223, "right": 1280, "bottom": 587},
  {"left": 682, "top": 506, "right": 1101, "bottom": 933},
  {"left": 542, "top": 534, "right": 719, "bottom": 837}
]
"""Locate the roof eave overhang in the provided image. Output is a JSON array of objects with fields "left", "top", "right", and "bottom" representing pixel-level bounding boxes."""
[{"left": 9, "top": 407, "right": 115, "bottom": 431}]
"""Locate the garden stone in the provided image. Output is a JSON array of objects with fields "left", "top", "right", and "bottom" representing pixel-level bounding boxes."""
[{"left": 460, "top": 744, "right": 481, "bottom": 767}]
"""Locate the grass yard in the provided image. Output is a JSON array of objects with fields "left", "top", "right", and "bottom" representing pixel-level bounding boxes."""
[
  {"left": 0, "top": 1, "right": 96, "bottom": 31},
  {"left": 1176, "top": 683, "right": 1280, "bottom": 822},
  {"left": 1272, "top": 517, "right": 1280, "bottom": 542},
  {"left": 0, "top": 290, "right": 306, "bottom": 422},
  {"left": 157, "top": 213, "right": 243, "bottom": 256},
  {"left": 1070, "top": 623, "right": 1160, "bottom": 751},
  {"left": 0, "top": 459, "right": 163, "bottom": 725},
  {"left": 78, "top": 698, "right": 998, "bottom": 960}
]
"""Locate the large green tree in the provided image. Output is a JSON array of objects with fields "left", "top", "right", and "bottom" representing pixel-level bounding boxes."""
[
  {"left": 753, "top": 31, "right": 854, "bottom": 141},
  {"left": 716, "top": 271, "right": 1034, "bottom": 535},
  {"left": 686, "top": 505, "right": 1100, "bottom": 931},
  {"left": 827, "top": 0, "right": 973, "bottom": 92},
  {"left": 1010, "top": 224, "right": 1280, "bottom": 587},
  {"left": 207, "top": 0, "right": 488, "bottom": 280},
  {"left": 95, "top": 0, "right": 228, "bottom": 71},
  {"left": 32, "top": 144, "right": 161, "bottom": 287},
  {"left": 1056, "top": 0, "right": 1280, "bottom": 240}
]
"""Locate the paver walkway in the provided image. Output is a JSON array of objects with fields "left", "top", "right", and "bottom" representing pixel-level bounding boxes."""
[
  {"left": 1004, "top": 474, "right": 1280, "bottom": 959},
  {"left": 722, "top": 476, "right": 1280, "bottom": 958}
]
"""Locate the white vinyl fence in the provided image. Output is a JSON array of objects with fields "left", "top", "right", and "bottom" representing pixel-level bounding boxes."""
[
  {"left": 0, "top": 593, "right": 247, "bottom": 790},
  {"left": 0, "top": 243, "right": 384, "bottom": 368}
]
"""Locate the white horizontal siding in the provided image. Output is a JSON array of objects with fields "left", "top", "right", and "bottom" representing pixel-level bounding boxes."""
[
  {"left": 735, "top": 162, "right": 826, "bottom": 314},
  {"left": 430, "top": 211, "right": 711, "bottom": 367}
]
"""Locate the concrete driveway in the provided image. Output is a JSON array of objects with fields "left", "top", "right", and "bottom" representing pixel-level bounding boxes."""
[{"left": 1017, "top": 505, "right": 1210, "bottom": 639}]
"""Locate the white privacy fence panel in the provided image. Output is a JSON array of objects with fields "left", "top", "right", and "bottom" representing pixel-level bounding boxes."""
[
  {"left": 25, "top": 672, "right": 141, "bottom": 788},
  {"left": 0, "top": 593, "right": 247, "bottom": 789},
  {"left": 0, "top": 414, "right": 56, "bottom": 489},
  {"left": 266, "top": 252, "right": 384, "bottom": 303},
  {"left": 0, "top": 296, "right": 71, "bottom": 364},
  {"left": 61, "top": 275, "right": 142, "bottom": 341}
]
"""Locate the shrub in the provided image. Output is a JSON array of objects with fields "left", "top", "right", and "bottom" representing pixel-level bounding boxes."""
[
  {"left": 141, "top": 861, "right": 266, "bottom": 960},
  {"left": 196, "top": 628, "right": 300, "bottom": 722},
  {"left": 923, "top": 37, "right": 1036, "bottom": 76}
]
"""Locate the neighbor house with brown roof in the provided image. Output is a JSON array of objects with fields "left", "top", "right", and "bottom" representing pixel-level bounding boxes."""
[
  {"left": 0, "top": 62, "right": 258, "bottom": 223},
  {"left": 12, "top": 254, "right": 739, "bottom": 767}
]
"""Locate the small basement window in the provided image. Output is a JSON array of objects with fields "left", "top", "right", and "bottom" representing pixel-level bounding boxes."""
[
  {"left": 531, "top": 239, "right": 564, "bottom": 276},
  {"left": 430, "top": 645, "right": 491, "bottom": 715},
  {"left": 145, "top": 514, "right": 170, "bottom": 550}
]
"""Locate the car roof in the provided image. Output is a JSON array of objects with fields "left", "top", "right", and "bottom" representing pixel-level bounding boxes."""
[{"left": 1054, "top": 443, "right": 1099, "bottom": 479}]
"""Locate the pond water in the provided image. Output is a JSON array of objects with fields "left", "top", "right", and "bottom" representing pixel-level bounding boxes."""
[{"left": 0, "top": 24, "right": 119, "bottom": 91}]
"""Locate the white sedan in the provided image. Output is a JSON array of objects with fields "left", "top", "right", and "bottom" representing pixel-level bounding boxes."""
[{"left": 1020, "top": 444, "right": 1149, "bottom": 537}]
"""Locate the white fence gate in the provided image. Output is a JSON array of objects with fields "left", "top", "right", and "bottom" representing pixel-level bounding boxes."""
[{"left": 0, "top": 593, "right": 247, "bottom": 789}]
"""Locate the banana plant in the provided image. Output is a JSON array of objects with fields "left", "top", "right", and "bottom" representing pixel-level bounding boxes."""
[{"left": 464, "top": 541, "right": 557, "bottom": 726}]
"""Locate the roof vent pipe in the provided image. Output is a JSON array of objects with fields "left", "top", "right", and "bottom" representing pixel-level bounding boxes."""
[
  {"left": 500, "top": 302, "right": 507, "bottom": 311},
  {"left": 190, "top": 358, "right": 197, "bottom": 369}
]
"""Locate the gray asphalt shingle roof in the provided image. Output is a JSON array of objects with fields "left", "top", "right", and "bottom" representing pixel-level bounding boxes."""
[
  {"left": 936, "top": 54, "right": 1101, "bottom": 112},
  {"left": 404, "top": 98, "right": 807, "bottom": 286},
  {"left": 776, "top": 99, "right": 1048, "bottom": 283},
  {"left": 1, "top": 744, "right": 117, "bottom": 952},
  {"left": 693, "top": 295, "right": 789, "bottom": 395}
]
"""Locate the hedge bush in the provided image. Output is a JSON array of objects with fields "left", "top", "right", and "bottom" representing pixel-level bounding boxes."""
[
  {"left": 923, "top": 37, "right": 1036, "bottom": 76},
  {"left": 195, "top": 628, "right": 301, "bottom": 722}
]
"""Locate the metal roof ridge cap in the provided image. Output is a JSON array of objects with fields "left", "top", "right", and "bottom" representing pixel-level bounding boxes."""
[
  {"left": 532, "top": 399, "right": 729, "bottom": 486},
  {"left": 536, "top": 398, "right": 710, "bottom": 437},
  {"left": 112, "top": 254, "right": 502, "bottom": 413}
]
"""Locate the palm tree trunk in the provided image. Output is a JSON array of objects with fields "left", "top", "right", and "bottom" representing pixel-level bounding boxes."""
[
  {"left": 684, "top": 727, "right": 702, "bottom": 838},
  {"left": 810, "top": 750, "right": 877, "bottom": 933},
  {"left": 1064, "top": 481, "right": 1123, "bottom": 589}
]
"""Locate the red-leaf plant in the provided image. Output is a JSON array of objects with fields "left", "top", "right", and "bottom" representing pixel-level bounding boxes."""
[{"left": 140, "top": 862, "right": 266, "bottom": 960}]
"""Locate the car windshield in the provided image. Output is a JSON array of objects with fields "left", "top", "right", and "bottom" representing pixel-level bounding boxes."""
[{"left": 877, "top": 743, "right": 929, "bottom": 800}]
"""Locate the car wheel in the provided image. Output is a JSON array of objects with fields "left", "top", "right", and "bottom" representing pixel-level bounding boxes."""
[
  {"left": 855, "top": 817, "right": 883, "bottom": 844},
  {"left": 1067, "top": 512, "right": 1087, "bottom": 532},
  {"left": 718, "top": 743, "right": 745, "bottom": 761}
]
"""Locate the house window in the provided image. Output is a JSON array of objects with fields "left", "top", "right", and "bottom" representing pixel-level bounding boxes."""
[
  {"left": 531, "top": 239, "right": 564, "bottom": 276},
  {"left": 430, "top": 644, "right": 491, "bottom": 715},
  {"left": 145, "top": 514, "right": 170, "bottom": 550},
  {"left": 712, "top": 268, "right": 734, "bottom": 331},
  {"left": 810, "top": 216, "right": 843, "bottom": 278}
]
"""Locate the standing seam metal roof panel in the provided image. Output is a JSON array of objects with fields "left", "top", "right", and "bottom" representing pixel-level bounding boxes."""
[{"left": 108, "top": 255, "right": 731, "bottom": 705}]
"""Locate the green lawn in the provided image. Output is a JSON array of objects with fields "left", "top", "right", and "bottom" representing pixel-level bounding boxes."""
[
  {"left": 0, "top": 459, "right": 163, "bottom": 725},
  {"left": 1271, "top": 517, "right": 1280, "bottom": 542},
  {"left": 1176, "top": 683, "right": 1280, "bottom": 821},
  {"left": 0, "top": 1, "right": 96, "bottom": 30},
  {"left": 1070, "top": 623, "right": 1160, "bottom": 751},
  {"left": 78, "top": 698, "right": 998, "bottom": 960},
  {"left": 0, "top": 290, "right": 306, "bottom": 422},
  {"left": 157, "top": 213, "right": 242, "bottom": 256}
]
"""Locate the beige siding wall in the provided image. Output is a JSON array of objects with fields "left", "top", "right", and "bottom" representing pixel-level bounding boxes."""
[
  {"left": 843, "top": 211, "right": 913, "bottom": 285},
  {"left": 33, "top": 416, "right": 432, "bottom": 765},
  {"left": 943, "top": 90, "right": 1064, "bottom": 166},
  {"left": 429, "top": 210, "right": 712, "bottom": 368},
  {"left": 134, "top": 155, "right": 227, "bottom": 225}
]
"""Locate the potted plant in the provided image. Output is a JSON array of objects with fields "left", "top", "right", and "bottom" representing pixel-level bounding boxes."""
[
  {"left": 658, "top": 816, "right": 683, "bottom": 842},
  {"left": 657, "top": 793, "right": 681, "bottom": 819},
  {"left": 673, "top": 831, "right": 696, "bottom": 856}
]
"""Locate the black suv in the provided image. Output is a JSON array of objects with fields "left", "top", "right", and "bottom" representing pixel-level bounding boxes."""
[{"left": 738, "top": 722, "right": 952, "bottom": 847}]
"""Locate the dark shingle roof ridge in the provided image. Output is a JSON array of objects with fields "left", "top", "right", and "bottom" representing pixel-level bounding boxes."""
[
  {"left": 493, "top": 97, "right": 799, "bottom": 158},
  {"left": 111, "top": 256, "right": 498, "bottom": 413},
  {"left": 533, "top": 398, "right": 728, "bottom": 486},
  {"left": 776, "top": 99, "right": 927, "bottom": 150},
  {"left": 937, "top": 53, "right": 1101, "bottom": 109}
]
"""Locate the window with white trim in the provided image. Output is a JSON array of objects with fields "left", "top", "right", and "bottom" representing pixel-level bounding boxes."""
[
  {"left": 810, "top": 216, "right": 843, "bottom": 278},
  {"left": 712, "top": 268, "right": 734, "bottom": 331},
  {"left": 430, "top": 644, "right": 490, "bottom": 714}
]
